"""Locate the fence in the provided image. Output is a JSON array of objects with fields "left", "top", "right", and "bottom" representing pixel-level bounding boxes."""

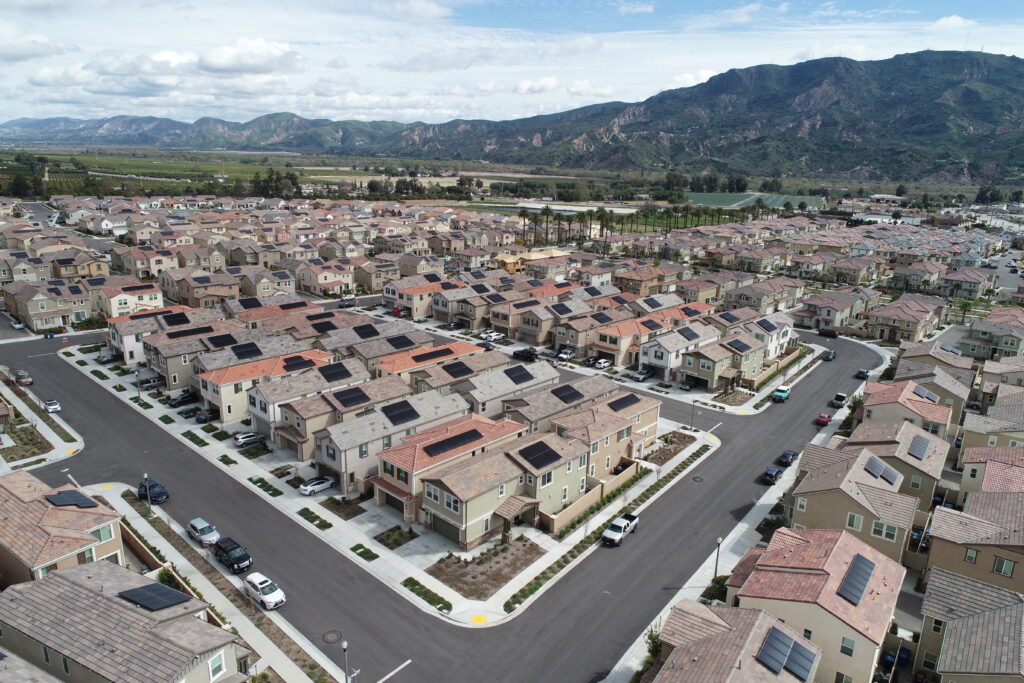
[
  {"left": 743, "top": 346, "right": 803, "bottom": 391},
  {"left": 539, "top": 460, "right": 641, "bottom": 535}
]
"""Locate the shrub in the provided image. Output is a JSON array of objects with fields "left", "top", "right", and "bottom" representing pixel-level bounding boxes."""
[
  {"left": 218, "top": 454, "right": 237, "bottom": 466},
  {"left": 76, "top": 359, "right": 88, "bottom": 366},
  {"left": 401, "top": 577, "right": 452, "bottom": 612},
  {"left": 90, "top": 370, "right": 109, "bottom": 381},
  {"left": 158, "top": 415, "right": 174, "bottom": 424},
  {"left": 248, "top": 476, "right": 283, "bottom": 497},
  {"left": 201, "top": 423, "right": 218, "bottom": 433},
  {"left": 181, "top": 430, "right": 209, "bottom": 447}
]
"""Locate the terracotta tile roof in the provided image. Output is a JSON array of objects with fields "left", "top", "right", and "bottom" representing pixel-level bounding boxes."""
[
  {"left": 981, "top": 460, "right": 1024, "bottom": 493},
  {"left": 198, "top": 349, "right": 333, "bottom": 386},
  {"left": 963, "top": 445, "right": 1024, "bottom": 466},
  {"left": 863, "top": 379, "right": 952, "bottom": 424},
  {"left": 378, "top": 414, "right": 525, "bottom": 474},
  {"left": 375, "top": 341, "right": 482, "bottom": 374}
]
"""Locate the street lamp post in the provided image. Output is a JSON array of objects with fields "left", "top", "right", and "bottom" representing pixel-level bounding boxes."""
[
  {"left": 341, "top": 640, "right": 359, "bottom": 682},
  {"left": 143, "top": 471, "right": 152, "bottom": 516},
  {"left": 136, "top": 370, "right": 141, "bottom": 399},
  {"left": 714, "top": 536, "right": 723, "bottom": 579}
]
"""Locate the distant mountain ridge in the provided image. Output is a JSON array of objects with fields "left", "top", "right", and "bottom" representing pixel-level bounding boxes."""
[{"left": 3, "top": 50, "right": 1023, "bottom": 182}]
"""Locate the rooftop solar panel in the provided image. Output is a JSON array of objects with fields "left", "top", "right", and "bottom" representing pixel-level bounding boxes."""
[
  {"left": 784, "top": 640, "right": 817, "bottom": 682},
  {"left": 334, "top": 387, "right": 369, "bottom": 407},
  {"left": 86, "top": 277, "right": 106, "bottom": 286},
  {"left": 584, "top": 286, "right": 601, "bottom": 296},
  {"left": 318, "top": 362, "right": 352, "bottom": 382},
  {"left": 864, "top": 456, "right": 885, "bottom": 478},
  {"left": 642, "top": 319, "right": 662, "bottom": 331},
  {"left": 727, "top": 339, "right": 751, "bottom": 353},
  {"left": 423, "top": 273, "right": 441, "bottom": 283},
  {"left": 384, "top": 335, "right": 414, "bottom": 350},
  {"left": 353, "top": 324, "right": 379, "bottom": 339},
  {"left": 908, "top": 435, "right": 930, "bottom": 460},
  {"left": 612, "top": 296, "right": 628, "bottom": 305},
  {"left": 551, "top": 384, "right": 584, "bottom": 404},
  {"left": 679, "top": 326, "right": 699, "bottom": 341},
  {"left": 643, "top": 296, "right": 661, "bottom": 308},
  {"left": 306, "top": 312, "right": 333, "bottom": 321},
  {"left": 312, "top": 321, "right": 338, "bottom": 333},
  {"left": 554, "top": 281, "right": 572, "bottom": 288},
  {"left": 470, "top": 271, "right": 485, "bottom": 279},
  {"left": 238, "top": 297, "right": 263, "bottom": 310},
  {"left": 486, "top": 293, "right": 507, "bottom": 303},
  {"left": 193, "top": 276, "right": 211, "bottom": 284},
  {"left": 755, "top": 627, "right": 815, "bottom": 682},
  {"left": 118, "top": 584, "right": 191, "bottom": 612},
  {"left": 912, "top": 385, "right": 939, "bottom": 403},
  {"left": 283, "top": 357, "right": 316, "bottom": 371},
  {"left": 424, "top": 429, "right": 483, "bottom": 457},
  {"left": 513, "top": 299, "right": 539, "bottom": 309},
  {"left": 721, "top": 311, "right": 739, "bottom": 323},
  {"left": 382, "top": 400, "right": 420, "bottom": 425},
  {"left": 44, "top": 490, "right": 98, "bottom": 508},
  {"left": 471, "top": 284, "right": 489, "bottom": 293},
  {"left": 592, "top": 312, "right": 612, "bottom": 323},
  {"left": 837, "top": 554, "right": 875, "bottom": 605},
  {"left": 682, "top": 306, "right": 701, "bottom": 316},
  {"left": 129, "top": 310, "right": 163, "bottom": 320},
  {"left": 231, "top": 342, "right": 261, "bottom": 359},
  {"left": 880, "top": 465, "right": 899, "bottom": 485},
  {"left": 207, "top": 333, "right": 238, "bottom": 348},
  {"left": 122, "top": 284, "right": 151, "bottom": 292},
  {"left": 67, "top": 285, "right": 83, "bottom": 295},
  {"left": 280, "top": 301, "right": 305, "bottom": 310},
  {"left": 527, "top": 279, "right": 543, "bottom": 286},
  {"left": 608, "top": 393, "right": 641, "bottom": 412},
  {"left": 412, "top": 348, "right": 454, "bottom": 362},
  {"left": 939, "top": 343, "right": 963, "bottom": 356},
  {"left": 504, "top": 365, "right": 533, "bottom": 385},
  {"left": 519, "top": 441, "right": 561, "bottom": 469},
  {"left": 166, "top": 325, "right": 213, "bottom": 339},
  {"left": 442, "top": 361, "right": 473, "bottom": 378},
  {"left": 551, "top": 303, "right": 572, "bottom": 315},
  {"left": 756, "top": 319, "right": 778, "bottom": 332},
  {"left": 440, "top": 281, "right": 460, "bottom": 290},
  {"left": 499, "top": 277, "right": 515, "bottom": 284},
  {"left": 161, "top": 312, "right": 189, "bottom": 327}
]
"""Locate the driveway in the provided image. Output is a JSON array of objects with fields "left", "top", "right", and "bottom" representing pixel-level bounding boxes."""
[{"left": 9, "top": 333, "right": 881, "bottom": 682}]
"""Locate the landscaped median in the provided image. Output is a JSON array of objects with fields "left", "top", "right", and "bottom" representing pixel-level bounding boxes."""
[
  {"left": 248, "top": 476, "right": 284, "bottom": 497},
  {"left": 402, "top": 577, "right": 453, "bottom": 613}
]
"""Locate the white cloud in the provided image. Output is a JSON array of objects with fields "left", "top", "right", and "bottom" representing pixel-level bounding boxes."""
[
  {"left": 515, "top": 76, "right": 558, "bottom": 94},
  {"left": 0, "top": 26, "right": 67, "bottom": 62},
  {"left": 567, "top": 79, "right": 613, "bottom": 97},
  {"left": 617, "top": 2, "right": 653, "bottom": 15},
  {"left": 198, "top": 37, "right": 300, "bottom": 74},
  {"left": 687, "top": 2, "right": 789, "bottom": 30},
  {"left": 28, "top": 64, "right": 91, "bottom": 87},
  {"left": 790, "top": 41, "right": 869, "bottom": 62},
  {"left": 376, "top": 0, "right": 451, "bottom": 20},
  {"left": 930, "top": 15, "right": 976, "bottom": 30},
  {"left": 325, "top": 56, "right": 348, "bottom": 69},
  {"left": 672, "top": 69, "right": 717, "bottom": 87}
]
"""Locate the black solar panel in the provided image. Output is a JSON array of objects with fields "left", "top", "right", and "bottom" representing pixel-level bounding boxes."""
[
  {"left": 166, "top": 325, "right": 213, "bottom": 339},
  {"left": 423, "top": 273, "right": 441, "bottom": 283},
  {"left": 908, "top": 435, "right": 930, "bottom": 461},
  {"left": 551, "top": 303, "right": 571, "bottom": 315},
  {"left": 519, "top": 441, "right": 561, "bottom": 469},
  {"left": 554, "top": 282, "right": 572, "bottom": 288},
  {"left": 552, "top": 384, "right": 584, "bottom": 404},
  {"left": 238, "top": 297, "right": 263, "bottom": 310},
  {"left": 280, "top": 301, "right": 306, "bottom": 310},
  {"left": 939, "top": 343, "right": 962, "bottom": 356},
  {"left": 513, "top": 299, "right": 539, "bottom": 309},
  {"left": 471, "top": 271, "right": 485, "bottom": 279},
  {"left": 643, "top": 296, "right": 660, "bottom": 308},
  {"left": 129, "top": 310, "right": 163, "bottom": 320},
  {"left": 679, "top": 326, "right": 699, "bottom": 341},
  {"left": 442, "top": 361, "right": 473, "bottom": 378},
  {"left": 424, "top": 429, "right": 483, "bottom": 457},
  {"left": 880, "top": 464, "right": 899, "bottom": 485},
  {"left": 838, "top": 554, "right": 875, "bottom": 605},
  {"left": 912, "top": 385, "right": 939, "bottom": 403},
  {"left": 504, "top": 365, "right": 534, "bottom": 385},
  {"left": 161, "top": 312, "right": 189, "bottom": 327},
  {"left": 334, "top": 387, "right": 369, "bottom": 407},
  {"left": 318, "top": 362, "right": 352, "bottom": 382},
  {"left": 44, "top": 490, "right": 98, "bottom": 508},
  {"left": 231, "top": 342, "right": 261, "bottom": 359},
  {"left": 864, "top": 455, "right": 886, "bottom": 478},
  {"left": 471, "top": 284, "right": 489, "bottom": 293},
  {"left": 118, "top": 584, "right": 190, "bottom": 611},
  {"left": 486, "top": 294, "right": 507, "bottom": 303},
  {"left": 755, "top": 626, "right": 816, "bottom": 681},
  {"left": 682, "top": 306, "right": 701, "bottom": 316},
  {"left": 87, "top": 277, "right": 106, "bottom": 286},
  {"left": 441, "top": 281, "right": 460, "bottom": 290},
  {"left": 592, "top": 312, "right": 612, "bottom": 323},
  {"left": 584, "top": 286, "right": 601, "bottom": 296},
  {"left": 721, "top": 311, "right": 739, "bottom": 323},
  {"left": 412, "top": 348, "right": 454, "bottom": 362},
  {"left": 306, "top": 312, "right": 333, "bottom": 321},
  {"left": 312, "top": 321, "right": 338, "bottom": 333},
  {"left": 727, "top": 339, "right": 751, "bottom": 353},
  {"left": 527, "top": 279, "right": 543, "bottom": 286},
  {"left": 382, "top": 400, "right": 420, "bottom": 425},
  {"left": 387, "top": 335, "right": 415, "bottom": 350},
  {"left": 612, "top": 295, "right": 628, "bottom": 304},
  {"left": 193, "top": 276, "right": 211, "bottom": 284},
  {"left": 642, "top": 319, "right": 662, "bottom": 331},
  {"left": 757, "top": 318, "right": 778, "bottom": 332},
  {"left": 68, "top": 285, "right": 83, "bottom": 295},
  {"left": 353, "top": 324, "right": 379, "bottom": 339},
  {"left": 283, "top": 356, "right": 316, "bottom": 371},
  {"left": 122, "top": 284, "right": 151, "bottom": 292},
  {"left": 500, "top": 277, "right": 515, "bottom": 284},
  {"left": 608, "top": 393, "right": 641, "bottom": 412},
  {"left": 207, "top": 333, "right": 238, "bottom": 348}
]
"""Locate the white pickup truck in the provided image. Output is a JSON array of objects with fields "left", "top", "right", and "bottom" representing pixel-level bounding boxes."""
[{"left": 601, "top": 513, "right": 639, "bottom": 546}]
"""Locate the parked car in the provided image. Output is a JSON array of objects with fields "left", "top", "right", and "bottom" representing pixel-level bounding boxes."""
[
  {"left": 595, "top": 359, "right": 612, "bottom": 370},
  {"left": 761, "top": 466, "right": 784, "bottom": 485},
  {"left": 43, "top": 400, "right": 61, "bottom": 413},
  {"left": 632, "top": 368, "right": 651, "bottom": 382},
  {"left": 444, "top": 321, "right": 464, "bottom": 331},
  {"left": 244, "top": 572, "right": 286, "bottom": 609},
  {"left": 233, "top": 432, "right": 265, "bottom": 447},
  {"left": 487, "top": 332, "right": 506, "bottom": 342},
  {"left": 213, "top": 537, "right": 253, "bottom": 574},
  {"left": 817, "top": 328, "right": 838, "bottom": 338},
  {"left": 476, "top": 341, "right": 495, "bottom": 351},
  {"left": 557, "top": 349, "right": 574, "bottom": 361},
  {"left": 777, "top": 450, "right": 799, "bottom": 467},
  {"left": 830, "top": 393, "right": 848, "bottom": 408},
  {"left": 601, "top": 513, "right": 639, "bottom": 546},
  {"left": 338, "top": 300, "right": 355, "bottom": 308},
  {"left": 815, "top": 413, "right": 832, "bottom": 426},
  {"left": 679, "top": 380, "right": 695, "bottom": 391},
  {"left": 583, "top": 356, "right": 600, "bottom": 367},
  {"left": 167, "top": 392, "right": 199, "bottom": 408},
  {"left": 965, "top": 400, "right": 982, "bottom": 411},
  {"left": 14, "top": 369, "right": 32, "bottom": 386},
  {"left": 389, "top": 308, "right": 403, "bottom": 316},
  {"left": 822, "top": 349, "right": 837, "bottom": 361},
  {"left": 855, "top": 368, "right": 870, "bottom": 380},
  {"left": 9, "top": 319, "right": 24, "bottom": 330},
  {"left": 342, "top": 294, "right": 356, "bottom": 301},
  {"left": 479, "top": 330, "right": 499, "bottom": 341},
  {"left": 137, "top": 478, "right": 169, "bottom": 504},
  {"left": 187, "top": 518, "right": 221, "bottom": 546},
  {"left": 139, "top": 376, "right": 165, "bottom": 390},
  {"left": 298, "top": 476, "right": 338, "bottom": 496},
  {"left": 195, "top": 407, "right": 221, "bottom": 424},
  {"left": 512, "top": 348, "right": 538, "bottom": 362},
  {"left": 770, "top": 385, "right": 792, "bottom": 402},
  {"left": 95, "top": 352, "right": 120, "bottom": 364}
]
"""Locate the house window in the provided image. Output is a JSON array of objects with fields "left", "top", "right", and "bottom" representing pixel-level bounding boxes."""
[
  {"left": 796, "top": 498, "right": 807, "bottom": 511},
  {"left": 526, "top": 474, "right": 534, "bottom": 485},
  {"left": 910, "top": 475, "right": 922, "bottom": 490},
  {"left": 931, "top": 618, "right": 944, "bottom": 634},
  {"left": 325, "top": 445, "right": 337, "bottom": 461},
  {"left": 840, "top": 636, "right": 855, "bottom": 656},
  {"left": 580, "top": 477, "right": 586, "bottom": 492},
  {"left": 864, "top": 409, "right": 873, "bottom": 419},
  {"left": 424, "top": 483, "right": 440, "bottom": 503},
  {"left": 498, "top": 483, "right": 505, "bottom": 497},
  {"left": 383, "top": 435, "right": 392, "bottom": 449},
  {"left": 989, "top": 436, "right": 999, "bottom": 446},
  {"left": 803, "top": 629, "right": 812, "bottom": 640},
  {"left": 91, "top": 524, "right": 112, "bottom": 542},
  {"left": 835, "top": 674, "right": 853, "bottom": 683},
  {"left": 483, "top": 517, "right": 490, "bottom": 532},
  {"left": 397, "top": 468, "right": 409, "bottom": 484},
  {"left": 846, "top": 513, "right": 863, "bottom": 532},
  {"left": 519, "top": 474, "right": 524, "bottom": 484},
  {"left": 995, "top": 556, "right": 1016, "bottom": 577},
  {"left": 578, "top": 454, "right": 586, "bottom": 469},
  {"left": 605, "top": 456, "right": 611, "bottom": 470},
  {"left": 383, "top": 461, "right": 394, "bottom": 476},
  {"left": 589, "top": 464, "right": 596, "bottom": 477},
  {"left": 444, "top": 492, "right": 460, "bottom": 513},
  {"left": 209, "top": 650, "right": 225, "bottom": 680},
  {"left": 42, "top": 645, "right": 50, "bottom": 664},
  {"left": 591, "top": 442, "right": 599, "bottom": 454},
  {"left": 561, "top": 486, "right": 569, "bottom": 502},
  {"left": 969, "top": 468, "right": 978, "bottom": 479},
  {"left": 62, "top": 656, "right": 70, "bottom": 675},
  {"left": 540, "top": 471, "right": 553, "bottom": 488},
  {"left": 566, "top": 461, "right": 572, "bottom": 474},
  {"left": 965, "top": 548, "right": 977, "bottom": 563},
  {"left": 872, "top": 521, "right": 898, "bottom": 541},
  {"left": 358, "top": 443, "right": 368, "bottom": 458},
  {"left": 922, "top": 652, "right": 938, "bottom": 671}
]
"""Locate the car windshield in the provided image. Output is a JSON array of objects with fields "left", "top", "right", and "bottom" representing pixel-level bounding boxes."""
[
  {"left": 258, "top": 581, "right": 280, "bottom": 595},
  {"left": 608, "top": 523, "right": 624, "bottom": 533},
  {"left": 227, "top": 546, "right": 247, "bottom": 559},
  {"left": 147, "top": 483, "right": 166, "bottom": 495},
  {"left": 306, "top": 479, "right": 326, "bottom": 486},
  {"left": 196, "top": 524, "right": 214, "bottom": 535}
]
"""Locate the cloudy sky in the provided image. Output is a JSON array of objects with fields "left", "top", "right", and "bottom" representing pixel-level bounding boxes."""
[{"left": 2, "top": 0, "right": 1021, "bottom": 125}]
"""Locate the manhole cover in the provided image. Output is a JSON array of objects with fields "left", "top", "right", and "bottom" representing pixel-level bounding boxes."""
[
  {"left": 692, "top": 476, "right": 704, "bottom": 483},
  {"left": 322, "top": 630, "right": 342, "bottom": 644}
]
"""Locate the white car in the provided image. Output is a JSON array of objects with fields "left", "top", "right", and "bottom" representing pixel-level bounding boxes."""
[
  {"left": 342, "top": 294, "right": 356, "bottom": 301},
  {"left": 298, "top": 475, "right": 337, "bottom": 496},
  {"left": 43, "top": 400, "right": 61, "bottom": 413},
  {"left": 594, "top": 359, "right": 612, "bottom": 370},
  {"left": 487, "top": 332, "right": 506, "bottom": 342},
  {"left": 9, "top": 320, "right": 24, "bottom": 330},
  {"left": 187, "top": 517, "right": 221, "bottom": 546},
  {"left": 243, "top": 572, "right": 286, "bottom": 610},
  {"left": 479, "top": 330, "right": 497, "bottom": 340}
]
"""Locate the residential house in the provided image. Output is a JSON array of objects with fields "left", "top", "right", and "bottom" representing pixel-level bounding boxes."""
[
  {"left": 958, "top": 318, "right": 1024, "bottom": 362},
  {"left": 892, "top": 359, "right": 972, "bottom": 428},
  {"left": 95, "top": 282, "right": 164, "bottom": 319},
  {"left": 891, "top": 261, "right": 947, "bottom": 292},
  {"left": 961, "top": 405, "right": 1024, "bottom": 462},
  {"left": 3, "top": 280, "right": 91, "bottom": 331},
  {"left": 960, "top": 446, "right": 1024, "bottom": 506},
  {"left": 372, "top": 341, "right": 484, "bottom": 383},
  {"left": 639, "top": 321, "right": 721, "bottom": 383},
  {"left": 589, "top": 315, "right": 677, "bottom": 368},
  {"left": 354, "top": 261, "right": 400, "bottom": 292},
  {"left": 158, "top": 268, "right": 239, "bottom": 309},
  {"left": 106, "top": 306, "right": 224, "bottom": 366},
  {"left": 450, "top": 361, "right": 561, "bottom": 418},
  {"left": 502, "top": 374, "right": 618, "bottom": 434},
  {"left": 676, "top": 332, "right": 767, "bottom": 391},
  {"left": 721, "top": 277, "right": 805, "bottom": 315},
  {"left": 865, "top": 294, "right": 945, "bottom": 343},
  {"left": 407, "top": 351, "right": 512, "bottom": 395},
  {"left": 141, "top": 322, "right": 272, "bottom": 392},
  {"left": 857, "top": 379, "right": 954, "bottom": 439},
  {"left": 940, "top": 268, "right": 994, "bottom": 299}
]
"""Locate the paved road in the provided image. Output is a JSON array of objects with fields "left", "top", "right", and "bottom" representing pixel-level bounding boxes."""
[{"left": 8, "top": 334, "right": 881, "bottom": 682}]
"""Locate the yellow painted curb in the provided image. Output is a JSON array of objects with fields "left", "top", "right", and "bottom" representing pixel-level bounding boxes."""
[
  {"left": 471, "top": 615, "right": 486, "bottom": 624},
  {"left": 66, "top": 449, "right": 78, "bottom": 455}
]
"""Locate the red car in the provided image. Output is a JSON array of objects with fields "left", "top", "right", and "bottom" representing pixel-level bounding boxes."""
[{"left": 815, "top": 413, "right": 832, "bottom": 426}]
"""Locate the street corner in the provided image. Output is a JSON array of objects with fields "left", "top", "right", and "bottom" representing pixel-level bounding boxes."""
[{"left": 448, "top": 603, "right": 507, "bottom": 627}]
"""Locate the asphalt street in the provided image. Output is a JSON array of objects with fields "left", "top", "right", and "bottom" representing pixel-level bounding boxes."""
[{"left": 4, "top": 333, "right": 881, "bottom": 683}]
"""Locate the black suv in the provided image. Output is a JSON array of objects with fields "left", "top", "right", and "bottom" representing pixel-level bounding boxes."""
[
  {"left": 137, "top": 478, "right": 169, "bottom": 504},
  {"left": 512, "top": 348, "right": 538, "bottom": 362},
  {"left": 214, "top": 537, "right": 253, "bottom": 573},
  {"left": 168, "top": 392, "right": 200, "bottom": 408},
  {"left": 822, "top": 349, "right": 837, "bottom": 361},
  {"left": 195, "top": 407, "right": 220, "bottom": 424}
]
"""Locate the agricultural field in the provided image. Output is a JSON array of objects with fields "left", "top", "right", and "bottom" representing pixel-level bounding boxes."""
[{"left": 685, "top": 192, "right": 823, "bottom": 209}]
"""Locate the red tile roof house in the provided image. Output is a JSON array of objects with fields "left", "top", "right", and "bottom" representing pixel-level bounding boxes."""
[
  {"left": 855, "top": 379, "right": 954, "bottom": 439},
  {"left": 727, "top": 528, "right": 904, "bottom": 683}
]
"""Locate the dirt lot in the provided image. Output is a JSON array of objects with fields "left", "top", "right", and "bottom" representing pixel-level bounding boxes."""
[
  {"left": 426, "top": 537, "right": 545, "bottom": 600},
  {"left": 713, "top": 390, "right": 754, "bottom": 406},
  {"left": 646, "top": 431, "right": 697, "bottom": 466}
]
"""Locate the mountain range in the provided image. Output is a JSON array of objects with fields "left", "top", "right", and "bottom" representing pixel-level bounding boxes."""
[{"left": 2, "top": 50, "right": 1023, "bottom": 182}]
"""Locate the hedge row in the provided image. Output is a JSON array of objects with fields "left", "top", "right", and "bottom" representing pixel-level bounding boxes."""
[{"left": 402, "top": 577, "right": 452, "bottom": 612}]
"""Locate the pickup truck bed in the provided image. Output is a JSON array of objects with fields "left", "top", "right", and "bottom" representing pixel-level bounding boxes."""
[{"left": 601, "top": 513, "right": 639, "bottom": 546}]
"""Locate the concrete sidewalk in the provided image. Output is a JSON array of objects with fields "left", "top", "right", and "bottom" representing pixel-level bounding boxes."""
[{"left": 0, "top": 367, "right": 84, "bottom": 474}]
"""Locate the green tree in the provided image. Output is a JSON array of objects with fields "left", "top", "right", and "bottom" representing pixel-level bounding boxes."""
[
  {"left": 895, "top": 183, "right": 907, "bottom": 196},
  {"left": 8, "top": 174, "right": 32, "bottom": 197}
]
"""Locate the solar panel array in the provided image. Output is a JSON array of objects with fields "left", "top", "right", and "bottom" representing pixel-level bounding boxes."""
[
  {"left": 757, "top": 319, "right": 778, "bottom": 332},
  {"left": 318, "top": 363, "right": 352, "bottom": 382},
  {"left": 880, "top": 464, "right": 899, "bottom": 485},
  {"left": 513, "top": 299, "right": 539, "bottom": 309},
  {"left": 442, "top": 361, "right": 473, "bottom": 378},
  {"left": 334, "top": 387, "right": 369, "bottom": 407},
  {"left": 721, "top": 311, "right": 739, "bottom": 323},
  {"left": 755, "top": 626, "right": 816, "bottom": 681},
  {"left": 68, "top": 285, "right": 83, "bottom": 295},
  {"left": 912, "top": 385, "right": 939, "bottom": 403},
  {"left": 441, "top": 281, "right": 460, "bottom": 290},
  {"left": 312, "top": 321, "right": 338, "bottom": 333},
  {"left": 504, "top": 365, "right": 533, "bottom": 385},
  {"left": 642, "top": 319, "right": 662, "bottom": 331},
  {"left": 908, "top": 435, "right": 930, "bottom": 460},
  {"left": 353, "top": 324, "right": 379, "bottom": 339},
  {"left": 283, "top": 356, "right": 316, "bottom": 371},
  {"left": 608, "top": 393, "right": 641, "bottom": 412},
  {"left": 519, "top": 441, "right": 561, "bottom": 469},
  {"left": 584, "top": 286, "right": 601, "bottom": 296},
  {"left": 119, "top": 584, "right": 192, "bottom": 611},
  {"left": 231, "top": 342, "right": 261, "bottom": 359},
  {"left": 864, "top": 456, "right": 886, "bottom": 478},
  {"left": 207, "top": 333, "right": 239, "bottom": 348},
  {"left": 306, "top": 312, "right": 334, "bottom": 321},
  {"left": 554, "top": 281, "right": 572, "bottom": 288},
  {"left": 424, "top": 429, "right": 483, "bottom": 457},
  {"left": 387, "top": 335, "right": 415, "bottom": 349},
  {"left": 643, "top": 296, "right": 661, "bottom": 308},
  {"left": 612, "top": 295, "right": 628, "bottom": 304},
  {"left": 486, "top": 294, "right": 507, "bottom": 303},
  {"left": 193, "top": 276, "right": 211, "bottom": 284},
  {"left": 527, "top": 279, "right": 543, "bottom": 286},
  {"left": 166, "top": 325, "right": 214, "bottom": 339},
  {"left": 44, "top": 490, "right": 98, "bottom": 509},
  {"left": 280, "top": 301, "right": 306, "bottom": 310},
  {"left": 382, "top": 400, "right": 420, "bottom": 425},
  {"left": 471, "top": 284, "right": 489, "bottom": 293},
  {"left": 123, "top": 284, "right": 151, "bottom": 292},
  {"left": 592, "top": 312, "right": 612, "bottom": 323},
  {"left": 939, "top": 343, "right": 963, "bottom": 356},
  {"left": 679, "top": 326, "right": 699, "bottom": 341},
  {"left": 551, "top": 303, "right": 572, "bottom": 315},
  {"left": 412, "top": 348, "right": 454, "bottom": 362},
  {"left": 837, "top": 553, "right": 876, "bottom": 605},
  {"left": 552, "top": 384, "right": 584, "bottom": 404},
  {"left": 129, "top": 310, "right": 163, "bottom": 320},
  {"left": 682, "top": 306, "right": 701, "bottom": 317},
  {"left": 161, "top": 312, "right": 189, "bottom": 327},
  {"left": 727, "top": 339, "right": 751, "bottom": 353},
  {"left": 238, "top": 297, "right": 263, "bottom": 310},
  {"left": 423, "top": 273, "right": 441, "bottom": 283}
]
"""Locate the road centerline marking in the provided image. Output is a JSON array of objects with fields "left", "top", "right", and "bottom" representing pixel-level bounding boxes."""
[
  {"left": 709, "top": 421, "right": 722, "bottom": 433},
  {"left": 378, "top": 659, "right": 412, "bottom": 682}
]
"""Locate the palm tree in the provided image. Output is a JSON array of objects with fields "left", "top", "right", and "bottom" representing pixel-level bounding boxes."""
[
  {"left": 957, "top": 298, "right": 972, "bottom": 324},
  {"left": 540, "top": 206, "right": 554, "bottom": 245},
  {"left": 518, "top": 208, "right": 530, "bottom": 245}
]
